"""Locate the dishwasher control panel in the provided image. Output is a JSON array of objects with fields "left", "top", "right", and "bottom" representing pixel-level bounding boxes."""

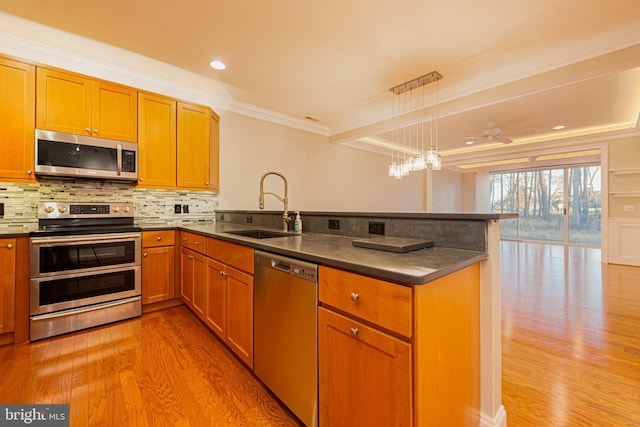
[{"left": 290, "top": 265, "right": 316, "bottom": 281}]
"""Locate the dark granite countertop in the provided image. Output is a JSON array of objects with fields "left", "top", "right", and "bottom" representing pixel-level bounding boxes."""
[{"left": 179, "top": 223, "right": 487, "bottom": 285}]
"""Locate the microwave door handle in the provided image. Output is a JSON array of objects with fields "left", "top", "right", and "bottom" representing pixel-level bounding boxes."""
[{"left": 117, "top": 144, "right": 122, "bottom": 176}]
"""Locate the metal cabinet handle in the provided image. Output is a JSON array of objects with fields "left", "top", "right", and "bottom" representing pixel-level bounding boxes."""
[
  {"left": 349, "top": 292, "right": 359, "bottom": 302},
  {"left": 27, "top": 170, "right": 32, "bottom": 175},
  {"left": 182, "top": 237, "right": 188, "bottom": 241},
  {"left": 157, "top": 236, "right": 162, "bottom": 241},
  {"left": 187, "top": 255, "right": 194, "bottom": 260},
  {"left": 194, "top": 241, "right": 200, "bottom": 245},
  {"left": 143, "top": 252, "right": 148, "bottom": 257},
  {"left": 5, "top": 243, "right": 13, "bottom": 249},
  {"left": 94, "top": 129, "right": 99, "bottom": 134},
  {"left": 85, "top": 128, "right": 91, "bottom": 133},
  {"left": 349, "top": 328, "right": 359, "bottom": 337},
  {"left": 139, "top": 177, "right": 144, "bottom": 181}
]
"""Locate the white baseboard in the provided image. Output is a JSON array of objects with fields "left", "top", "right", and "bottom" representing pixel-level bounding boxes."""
[{"left": 479, "top": 405, "right": 507, "bottom": 427}]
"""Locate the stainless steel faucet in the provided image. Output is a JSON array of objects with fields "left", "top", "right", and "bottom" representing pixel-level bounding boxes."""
[{"left": 259, "top": 171, "right": 291, "bottom": 232}]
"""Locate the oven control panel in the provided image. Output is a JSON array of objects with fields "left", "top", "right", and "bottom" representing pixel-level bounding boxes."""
[{"left": 38, "top": 202, "right": 134, "bottom": 219}]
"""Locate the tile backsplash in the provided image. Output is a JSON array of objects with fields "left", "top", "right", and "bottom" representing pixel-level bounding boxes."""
[{"left": 0, "top": 178, "right": 218, "bottom": 229}]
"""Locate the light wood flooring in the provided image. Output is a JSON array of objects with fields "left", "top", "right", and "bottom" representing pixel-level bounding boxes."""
[
  {"left": 501, "top": 241, "right": 640, "bottom": 426},
  {"left": 0, "top": 306, "right": 300, "bottom": 426},
  {"left": 1, "top": 242, "right": 638, "bottom": 426}
]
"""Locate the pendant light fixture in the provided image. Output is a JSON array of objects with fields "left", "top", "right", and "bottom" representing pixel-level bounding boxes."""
[{"left": 388, "top": 71, "right": 443, "bottom": 178}]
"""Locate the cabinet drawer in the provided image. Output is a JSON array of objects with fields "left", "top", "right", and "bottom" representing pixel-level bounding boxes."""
[
  {"left": 319, "top": 266, "right": 412, "bottom": 338},
  {"left": 180, "top": 231, "right": 206, "bottom": 254},
  {"left": 206, "top": 237, "right": 254, "bottom": 274},
  {"left": 143, "top": 230, "right": 175, "bottom": 248}
]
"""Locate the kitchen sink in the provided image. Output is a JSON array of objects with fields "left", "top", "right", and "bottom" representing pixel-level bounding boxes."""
[{"left": 225, "top": 229, "right": 294, "bottom": 239}]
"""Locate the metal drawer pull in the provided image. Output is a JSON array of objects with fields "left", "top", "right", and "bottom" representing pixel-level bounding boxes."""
[
  {"left": 187, "top": 255, "right": 194, "bottom": 260},
  {"left": 349, "top": 327, "right": 359, "bottom": 337},
  {"left": 143, "top": 252, "right": 147, "bottom": 257},
  {"left": 6, "top": 243, "right": 13, "bottom": 249},
  {"left": 349, "top": 292, "right": 359, "bottom": 302},
  {"left": 157, "top": 236, "right": 162, "bottom": 241}
]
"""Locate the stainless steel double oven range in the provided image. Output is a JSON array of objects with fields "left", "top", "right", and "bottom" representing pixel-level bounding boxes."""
[{"left": 29, "top": 202, "right": 141, "bottom": 341}]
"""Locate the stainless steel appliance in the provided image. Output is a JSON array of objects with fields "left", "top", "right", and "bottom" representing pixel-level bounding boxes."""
[
  {"left": 35, "top": 129, "right": 138, "bottom": 181},
  {"left": 254, "top": 250, "right": 318, "bottom": 427},
  {"left": 29, "top": 202, "right": 141, "bottom": 341}
]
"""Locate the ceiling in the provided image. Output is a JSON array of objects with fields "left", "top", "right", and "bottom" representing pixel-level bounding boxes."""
[{"left": 1, "top": 0, "right": 639, "bottom": 170}]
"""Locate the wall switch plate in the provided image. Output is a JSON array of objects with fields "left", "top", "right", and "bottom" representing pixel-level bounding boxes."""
[
  {"left": 220, "top": 214, "right": 225, "bottom": 220},
  {"left": 328, "top": 219, "right": 340, "bottom": 230},
  {"left": 246, "top": 215, "right": 253, "bottom": 223},
  {"left": 624, "top": 205, "right": 635, "bottom": 213},
  {"left": 369, "top": 221, "right": 385, "bottom": 235},
  {"left": 182, "top": 204, "right": 189, "bottom": 214},
  {"left": 174, "top": 204, "right": 181, "bottom": 214}
]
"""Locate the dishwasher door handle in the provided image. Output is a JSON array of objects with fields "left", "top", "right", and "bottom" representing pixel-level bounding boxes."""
[{"left": 272, "top": 259, "right": 291, "bottom": 273}]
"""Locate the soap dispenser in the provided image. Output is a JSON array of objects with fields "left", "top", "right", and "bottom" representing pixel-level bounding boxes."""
[{"left": 294, "top": 212, "right": 303, "bottom": 234}]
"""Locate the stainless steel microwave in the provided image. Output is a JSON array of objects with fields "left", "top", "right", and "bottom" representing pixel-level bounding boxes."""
[{"left": 35, "top": 129, "right": 138, "bottom": 181}]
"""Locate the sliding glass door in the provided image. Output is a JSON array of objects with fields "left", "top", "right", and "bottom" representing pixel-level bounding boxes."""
[{"left": 490, "top": 165, "right": 601, "bottom": 245}]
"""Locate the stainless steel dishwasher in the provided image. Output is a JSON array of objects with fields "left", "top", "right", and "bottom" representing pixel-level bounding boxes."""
[{"left": 254, "top": 250, "right": 318, "bottom": 427}]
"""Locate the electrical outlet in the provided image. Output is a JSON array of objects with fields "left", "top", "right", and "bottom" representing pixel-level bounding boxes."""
[
  {"left": 220, "top": 214, "right": 225, "bottom": 220},
  {"left": 624, "top": 205, "right": 635, "bottom": 213},
  {"left": 328, "top": 219, "right": 340, "bottom": 230},
  {"left": 369, "top": 221, "right": 385, "bottom": 235},
  {"left": 0, "top": 202, "right": 4, "bottom": 218},
  {"left": 182, "top": 204, "right": 189, "bottom": 214},
  {"left": 174, "top": 204, "right": 181, "bottom": 214},
  {"left": 246, "top": 215, "right": 253, "bottom": 223}
]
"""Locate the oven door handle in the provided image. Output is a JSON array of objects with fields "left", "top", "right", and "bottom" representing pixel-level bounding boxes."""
[
  {"left": 31, "top": 233, "right": 141, "bottom": 245},
  {"left": 32, "top": 296, "right": 141, "bottom": 320}
]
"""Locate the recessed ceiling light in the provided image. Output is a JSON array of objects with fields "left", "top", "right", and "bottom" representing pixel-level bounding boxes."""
[
  {"left": 465, "top": 140, "right": 475, "bottom": 145},
  {"left": 553, "top": 125, "right": 566, "bottom": 130},
  {"left": 209, "top": 60, "right": 226, "bottom": 70}
]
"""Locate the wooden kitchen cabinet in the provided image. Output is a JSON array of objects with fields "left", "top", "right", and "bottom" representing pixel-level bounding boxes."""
[
  {"left": 142, "top": 231, "right": 176, "bottom": 306},
  {"left": 36, "top": 67, "right": 137, "bottom": 142},
  {"left": 204, "top": 238, "right": 254, "bottom": 368},
  {"left": 138, "top": 92, "right": 177, "bottom": 187},
  {"left": 318, "top": 264, "right": 481, "bottom": 427},
  {"left": 0, "top": 56, "right": 36, "bottom": 182},
  {"left": 318, "top": 307, "right": 412, "bottom": 427},
  {"left": 177, "top": 102, "right": 210, "bottom": 190},
  {"left": 180, "top": 247, "right": 206, "bottom": 319},
  {"left": 209, "top": 110, "right": 220, "bottom": 192},
  {"left": 0, "top": 238, "right": 16, "bottom": 335}
]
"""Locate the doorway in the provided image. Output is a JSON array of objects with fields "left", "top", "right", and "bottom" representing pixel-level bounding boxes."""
[{"left": 490, "top": 165, "right": 601, "bottom": 246}]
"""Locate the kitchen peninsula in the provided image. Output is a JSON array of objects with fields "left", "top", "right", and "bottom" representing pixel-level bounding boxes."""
[{"left": 172, "top": 210, "right": 512, "bottom": 426}]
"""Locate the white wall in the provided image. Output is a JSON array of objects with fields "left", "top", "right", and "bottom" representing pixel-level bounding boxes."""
[
  {"left": 218, "top": 111, "right": 426, "bottom": 212},
  {"left": 431, "top": 168, "right": 462, "bottom": 212}
]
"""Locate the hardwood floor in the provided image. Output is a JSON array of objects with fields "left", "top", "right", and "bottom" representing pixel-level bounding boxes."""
[
  {"left": 0, "top": 306, "right": 300, "bottom": 427},
  {"left": 501, "top": 241, "right": 640, "bottom": 426},
  {"left": 3, "top": 242, "right": 638, "bottom": 426}
]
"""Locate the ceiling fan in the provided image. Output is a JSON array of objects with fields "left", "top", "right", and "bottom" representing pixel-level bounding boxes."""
[{"left": 466, "top": 121, "right": 535, "bottom": 145}]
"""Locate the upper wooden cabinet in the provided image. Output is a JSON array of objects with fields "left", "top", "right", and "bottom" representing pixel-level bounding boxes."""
[
  {"left": 210, "top": 110, "right": 220, "bottom": 192},
  {"left": 36, "top": 67, "right": 137, "bottom": 142},
  {"left": 138, "top": 92, "right": 177, "bottom": 188},
  {"left": 0, "top": 56, "right": 36, "bottom": 182},
  {"left": 177, "top": 102, "right": 211, "bottom": 190}
]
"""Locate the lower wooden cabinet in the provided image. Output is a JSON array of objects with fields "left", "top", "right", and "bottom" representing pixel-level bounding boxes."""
[
  {"left": 180, "top": 247, "right": 206, "bottom": 319},
  {"left": 142, "top": 231, "right": 176, "bottom": 305},
  {"left": 318, "top": 307, "right": 412, "bottom": 427},
  {"left": 0, "top": 238, "right": 16, "bottom": 335},
  {"left": 205, "top": 257, "right": 254, "bottom": 368}
]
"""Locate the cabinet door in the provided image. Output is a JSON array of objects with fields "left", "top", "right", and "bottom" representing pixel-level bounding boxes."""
[
  {"left": 36, "top": 67, "right": 92, "bottom": 135},
  {"left": 0, "top": 57, "right": 35, "bottom": 182},
  {"left": 191, "top": 251, "right": 206, "bottom": 320},
  {"left": 91, "top": 81, "right": 137, "bottom": 142},
  {"left": 142, "top": 245, "right": 175, "bottom": 305},
  {"left": 180, "top": 247, "right": 195, "bottom": 307},
  {"left": 204, "top": 258, "right": 226, "bottom": 339},
  {"left": 226, "top": 265, "right": 254, "bottom": 369},
  {"left": 318, "top": 307, "right": 412, "bottom": 427},
  {"left": 138, "top": 93, "right": 177, "bottom": 187},
  {"left": 177, "top": 102, "right": 210, "bottom": 189},
  {"left": 209, "top": 110, "right": 220, "bottom": 192},
  {"left": 0, "top": 239, "right": 16, "bottom": 334}
]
